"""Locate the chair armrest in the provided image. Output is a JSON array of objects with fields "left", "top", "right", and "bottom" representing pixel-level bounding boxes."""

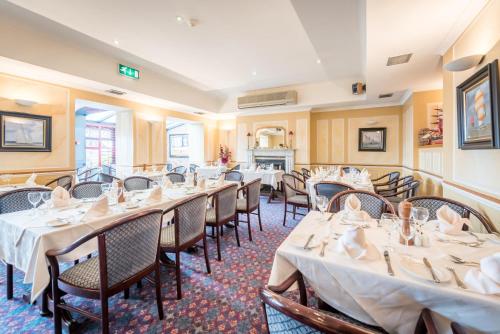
[
  {"left": 46, "top": 231, "right": 100, "bottom": 258},
  {"left": 266, "top": 270, "right": 307, "bottom": 306}
]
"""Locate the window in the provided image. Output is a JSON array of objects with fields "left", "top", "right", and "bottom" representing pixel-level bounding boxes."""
[
  {"left": 169, "top": 133, "right": 189, "bottom": 158},
  {"left": 85, "top": 123, "right": 116, "bottom": 168}
]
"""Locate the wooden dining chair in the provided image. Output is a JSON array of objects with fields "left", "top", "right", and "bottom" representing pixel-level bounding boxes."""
[
  {"left": 407, "top": 196, "right": 497, "bottom": 233},
  {"left": 371, "top": 171, "right": 400, "bottom": 186},
  {"left": 230, "top": 164, "right": 241, "bottom": 171},
  {"left": 189, "top": 164, "right": 199, "bottom": 174},
  {"left": 327, "top": 190, "right": 395, "bottom": 218},
  {"left": 374, "top": 175, "right": 413, "bottom": 195},
  {"left": 291, "top": 170, "right": 305, "bottom": 183},
  {"left": 46, "top": 209, "right": 164, "bottom": 334},
  {"left": 171, "top": 166, "right": 187, "bottom": 175},
  {"left": 206, "top": 183, "right": 239, "bottom": 260},
  {"left": 282, "top": 174, "right": 310, "bottom": 226},
  {"left": 224, "top": 170, "right": 243, "bottom": 184},
  {"left": 165, "top": 163, "right": 173, "bottom": 172},
  {"left": 0, "top": 187, "right": 51, "bottom": 300},
  {"left": 261, "top": 271, "right": 386, "bottom": 334},
  {"left": 378, "top": 180, "right": 420, "bottom": 209},
  {"left": 166, "top": 172, "right": 185, "bottom": 183},
  {"left": 45, "top": 175, "right": 73, "bottom": 191},
  {"left": 70, "top": 181, "right": 103, "bottom": 199},
  {"left": 301, "top": 168, "right": 311, "bottom": 180},
  {"left": 159, "top": 193, "right": 211, "bottom": 299},
  {"left": 123, "top": 176, "right": 153, "bottom": 191},
  {"left": 314, "top": 181, "right": 354, "bottom": 201},
  {"left": 236, "top": 178, "right": 262, "bottom": 241}
]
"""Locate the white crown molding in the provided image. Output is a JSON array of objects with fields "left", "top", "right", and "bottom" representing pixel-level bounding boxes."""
[
  {"left": 311, "top": 101, "right": 402, "bottom": 113},
  {"left": 399, "top": 89, "right": 413, "bottom": 105}
]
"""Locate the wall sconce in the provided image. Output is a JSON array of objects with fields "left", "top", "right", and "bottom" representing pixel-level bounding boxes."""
[
  {"left": 246, "top": 132, "right": 252, "bottom": 149},
  {"left": 443, "top": 54, "right": 484, "bottom": 72},
  {"left": 15, "top": 99, "right": 37, "bottom": 107},
  {"left": 288, "top": 130, "right": 294, "bottom": 148}
]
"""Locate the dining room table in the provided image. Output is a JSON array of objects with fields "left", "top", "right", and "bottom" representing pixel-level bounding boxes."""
[
  {"left": 0, "top": 180, "right": 236, "bottom": 305},
  {"left": 306, "top": 175, "right": 375, "bottom": 208},
  {"left": 239, "top": 168, "right": 285, "bottom": 202},
  {"left": 0, "top": 184, "right": 48, "bottom": 195},
  {"left": 269, "top": 210, "right": 500, "bottom": 334},
  {"left": 196, "top": 165, "right": 227, "bottom": 179}
]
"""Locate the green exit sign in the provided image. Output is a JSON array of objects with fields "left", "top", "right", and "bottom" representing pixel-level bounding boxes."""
[{"left": 118, "top": 64, "right": 140, "bottom": 79}]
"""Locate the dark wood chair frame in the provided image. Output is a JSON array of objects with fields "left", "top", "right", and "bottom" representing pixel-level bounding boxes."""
[
  {"left": 206, "top": 183, "right": 240, "bottom": 261},
  {"left": 291, "top": 170, "right": 305, "bottom": 183},
  {"left": 374, "top": 175, "right": 413, "bottom": 194},
  {"left": 300, "top": 168, "right": 311, "bottom": 180},
  {"left": 236, "top": 178, "right": 263, "bottom": 242},
  {"left": 407, "top": 196, "right": 498, "bottom": 233},
  {"left": 46, "top": 209, "right": 165, "bottom": 334},
  {"left": 160, "top": 193, "right": 211, "bottom": 299},
  {"left": 378, "top": 180, "right": 420, "bottom": 200},
  {"left": 371, "top": 171, "right": 400, "bottom": 185},
  {"left": 283, "top": 174, "right": 311, "bottom": 226},
  {"left": 45, "top": 175, "right": 73, "bottom": 191},
  {"left": 327, "top": 189, "right": 395, "bottom": 216}
]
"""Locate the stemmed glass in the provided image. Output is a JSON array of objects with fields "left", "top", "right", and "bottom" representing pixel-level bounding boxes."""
[
  {"left": 411, "top": 207, "right": 429, "bottom": 230},
  {"left": 101, "top": 183, "right": 111, "bottom": 195},
  {"left": 28, "top": 192, "right": 42, "bottom": 216},
  {"left": 379, "top": 213, "right": 399, "bottom": 251},
  {"left": 316, "top": 195, "right": 329, "bottom": 222},
  {"left": 399, "top": 219, "right": 416, "bottom": 254},
  {"left": 40, "top": 192, "right": 52, "bottom": 212},
  {"left": 109, "top": 186, "right": 123, "bottom": 206}
]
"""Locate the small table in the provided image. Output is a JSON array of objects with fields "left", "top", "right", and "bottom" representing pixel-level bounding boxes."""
[
  {"left": 240, "top": 169, "right": 285, "bottom": 202},
  {"left": 196, "top": 166, "right": 227, "bottom": 179}
]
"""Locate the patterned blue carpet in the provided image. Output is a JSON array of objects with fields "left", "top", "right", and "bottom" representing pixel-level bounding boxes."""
[{"left": 0, "top": 197, "right": 307, "bottom": 333}]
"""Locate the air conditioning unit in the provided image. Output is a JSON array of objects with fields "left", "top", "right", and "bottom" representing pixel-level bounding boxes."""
[{"left": 237, "top": 91, "right": 297, "bottom": 109}]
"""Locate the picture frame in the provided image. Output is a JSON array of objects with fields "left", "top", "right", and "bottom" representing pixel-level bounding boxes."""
[
  {"left": 358, "top": 127, "right": 386, "bottom": 152},
  {"left": 456, "top": 59, "right": 500, "bottom": 150},
  {"left": 168, "top": 133, "right": 189, "bottom": 158},
  {"left": 0, "top": 111, "right": 52, "bottom": 152}
]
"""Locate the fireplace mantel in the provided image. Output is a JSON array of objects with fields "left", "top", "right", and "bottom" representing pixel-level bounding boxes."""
[{"left": 246, "top": 148, "right": 295, "bottom": 173}]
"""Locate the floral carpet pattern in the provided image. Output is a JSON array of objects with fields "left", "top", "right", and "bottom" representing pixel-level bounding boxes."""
[{"left": 0, "top": 197, "right": 306, "bottom": 333}]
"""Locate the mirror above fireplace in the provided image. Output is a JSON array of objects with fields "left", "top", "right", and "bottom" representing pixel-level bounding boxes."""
[{"left": 255, "top": 127, "right": 286, "bottom": 149}]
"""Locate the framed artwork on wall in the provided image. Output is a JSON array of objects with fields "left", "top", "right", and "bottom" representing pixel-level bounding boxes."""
[
  {"left": 456, "top": 59, "right": 500, "bottom": 150},
  {"left": 0, "top": 111, "right": 52, "bottom": 152},
  {"left": 358, "top": 127, "right": 386, "bottom": 152}
]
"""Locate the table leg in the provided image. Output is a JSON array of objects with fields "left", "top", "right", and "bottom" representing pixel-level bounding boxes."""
[{"left": 267, "top": 187, "right": 274, "bottom": 203}]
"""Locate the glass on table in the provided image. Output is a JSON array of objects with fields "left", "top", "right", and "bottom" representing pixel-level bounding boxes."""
[
  {"left": 399, "top": 218, "right": 416, "bottom": 254},
  {"left": 27, "top": 192, "right": 42, "bottom": 216},
  {"left": 379, "top": 213, "right": 399, "bottom": 251},
  {"left": 100, "top": 183, "right": 111, "bottom": 195},
  {"left": 316, "top": 195, "right": 329, "bottom": 222},
  {"left": 411, "top": 207, "right": 429, "bottom": 230},
  {"left": 40, "top": 192, "right": 52, "bottom": 212}
]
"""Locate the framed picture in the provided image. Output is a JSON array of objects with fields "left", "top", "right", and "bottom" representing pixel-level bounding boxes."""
[
  {"left": 456, "top": 59, "right": 500, "bottom": 149},
  {"left": 358, "top": 127, "right": 386, "bottom": 152},
  {"left": 0, "top": 111, "right": 52, "bottom": 152},
  {"left": 168, "top": 133, "right": 189, "bottom": 158}
]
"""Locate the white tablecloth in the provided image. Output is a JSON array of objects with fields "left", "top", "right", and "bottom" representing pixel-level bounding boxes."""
[
  {"left": 269, "top": 211, "right": 500, "bottom": 334},
  {"left": 196, "top": 166, "right": 227, "bottom": 179},
  {"left": 0, "top": 184, "right": 47, "bottom": 195},
  {"left": 0, "top": 183, "right": 230, "bottom": 302},
  {"left": 240, "top": 169, "right": 284, "bottom": 189},
  {"left": 306, "top": 176, "right": 374, "bottom": 208}
]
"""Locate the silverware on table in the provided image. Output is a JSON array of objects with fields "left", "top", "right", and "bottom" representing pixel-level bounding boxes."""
[
  {"left": 383, "top": 251, "right": 394, "bottom": 276},
  {"left": 449, "top": 255, "right": 480, "bottom": 266},
  {"left": 319, "top": 239, "right": 329, "bottom": 257},
  {"left": 303, "top": 234, "right": 315, "bottom": 250},
  {"left": 423, "top": 257, "right": 441, "bottom": 283},
  {"left": 327, "top": 213, "right": 336, "bottom": 222},
  {"left": 467, "top": 231, "right": 487, "bottom": 242},
  {"left": 447, "top": 267, "right": 467, "bottom": 289},
  {"left": 436, "top": 237, "right": 483, "bottom": 248}
]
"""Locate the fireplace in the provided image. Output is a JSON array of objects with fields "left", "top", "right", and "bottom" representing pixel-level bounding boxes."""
[
  {"left": 247, "top": 148, "right": 294, "bottom": 173},
  {"left": 255, "top": 157, "right": 286, "bottom": 170}
]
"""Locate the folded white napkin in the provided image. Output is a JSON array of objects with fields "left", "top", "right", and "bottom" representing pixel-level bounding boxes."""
[
  {"left": 216, "top": 174, "right": 225, "bottom": 186},
  {"left": 436, "top": 205, "right": 469, "bottom": 235},
  {"left": 82, "top": 195, "right": 109, "bottom": 221},
  {"left": 336, "top": 226, "right": 379, "bottom": 260},
  {"left": 52, "top": 186, "right": 71, "bottom": 208},
  {"left": 25, "top": 173, "right": 37, "bottom": 186},
  {"left": 162, "top": 176, "right": 173, "bottom": 189},
  {"left": 343, "top": 194, "right": 370, "bottom": 221},
  {"left": 464, "top": 253, "right": 500, "bottom": 295},
  {"left": 148, "top": 186, "right": 162, "bottom": 202},
  {"left": 256, "top": 166, "right": 262, "bottom": 172}
]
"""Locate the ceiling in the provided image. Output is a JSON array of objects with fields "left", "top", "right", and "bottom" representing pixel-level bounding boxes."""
[{"left": 3, "top": 0, "right": 490, "bottom": 114}]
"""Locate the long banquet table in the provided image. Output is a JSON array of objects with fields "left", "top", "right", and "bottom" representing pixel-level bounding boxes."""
[
  {"left": 269, "top": 211, "right": 500, "bottom": 333},
  {"left": 0, "top": 182, "right": 233, "bottom": 303}
]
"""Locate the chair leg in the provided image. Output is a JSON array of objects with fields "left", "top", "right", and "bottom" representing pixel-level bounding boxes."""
[
  {"left": 203, "top": 235, "right": 211, "bottom": 274},
  {"left": 247, "top": 212, "right": 253, "bottom": 241},
  {"left": 175, "top": 251, "right": 182, "bottom": 300},
  {"left": 137, "top": 280, "right": 142, "bottom": 289},
  {"left": 220, "top": 224, "right": 224, "bottom": 236},
  {"left": 234, "top": 219, "right": 241, "bottom": 247},
  {"left": 293, "top": 205, "right": 296, "bottom": 219},
  {"left": 154, "top": 264, "right": 164, "bottom": 320},
  {"left": 52, "top": 283, "right": 62, "bottom": 334},
  {"left": 283, "top": 203, "right": 287, "bottom": 226},
  {"left": 6, "top": 263, "right": 13, "bottom": 300},
  {"left": 216, "top": 226, "right": 221, "bottom": 261},
  {"left": 101, "top": 297, "right": 109, "bottom": 334},
  {"left": 257, "top": 206, "right": 263, "bottom": 231},
  {"left": 123, "top": 288, "right": 129, "bottom": 299}
]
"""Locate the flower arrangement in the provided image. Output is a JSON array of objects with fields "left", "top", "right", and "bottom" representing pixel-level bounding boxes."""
[{"left": 219, "top": 145, "right": 231, "bottom": 164}]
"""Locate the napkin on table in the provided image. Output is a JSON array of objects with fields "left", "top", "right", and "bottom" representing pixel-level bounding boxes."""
[
  {"left": 216, "top": 174, "right": 225, "bottom": 186},
  {"left": 82, "top": 195, "right": 109, "bottom": 221},
  {"left": 256, "top": 166, "right": 262, "bottom": 172},
  {"left": 25, "top": 173, "right": 37, "bottom": 186},
  {"left": 336, "top": 226, "right": 379, "bottom": 260},
  {"left": 343, "top": 194, "right": 370, "bottom": 221},
  {"left": 148, "top": 186, "right": 162, "bottom": 202},
  {"left": 464, "top": 253, "right": 500, "bottom": 295},
  {"left": 52, "top": 186, "right": 71, "bottom": 208},
  {"left": 436, "top": 205, "right": 469, "bottom": 235},
  {"left": 162, "top": 176, "right": 173, "bottom": 189}
]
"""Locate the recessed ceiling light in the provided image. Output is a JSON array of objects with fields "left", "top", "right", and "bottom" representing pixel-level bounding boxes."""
[
  {"left": 176, "top": 16, "right": 183, "bottom": 22},
  {"left": 386, "top": 53, "right": 412, "bottom": 66},
  {"left": 378, "top": 93, "right": 393, "bottom": 98},
  {"left": 113, "top": 39, "right": 119, "bottom": 45},
  {"left": 252, "top": 71, "right": 257, "bottom": 76},
  {"left": 316, "top": 59, "right": 321, "bottom": 64}
]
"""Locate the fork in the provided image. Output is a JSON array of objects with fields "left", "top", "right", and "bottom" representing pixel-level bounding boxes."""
[
  {"left": 449, "top": 255, "right": 480, "bottom": 266},
  {"left": 468, "top": 231, "right": 487, "bottom": 242},
  {"left": 447, "top": 267, "right": 467, "bottom": 289},
  {"left": 437, "top": 238, "right": 482, "bottom": 247},
  {"left": 319, "top": 239, "right": 329, "bottom": 257}
]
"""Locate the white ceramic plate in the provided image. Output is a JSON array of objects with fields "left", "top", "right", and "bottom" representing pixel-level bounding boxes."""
[
  {"left": 47, "top": 219, "right": 70, "bottom": 227},
  {"left": 398, "top": 256, "right": 451, "bottom": 283},
  {"left": 288, "top": 234, "right": 322, "bottom": 249}
]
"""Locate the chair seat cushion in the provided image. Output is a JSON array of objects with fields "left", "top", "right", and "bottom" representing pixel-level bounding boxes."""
[
  {"left": 206, "top": 207, "right": 216, "bottom": 223},
  {"left": 288, "top": 195, "right": 308, "bottom": 205},
  {"left": 160, "top": 223, "right": 175, "bottom": 248},
  {"left": 59, "top": 257, "right": 100, "bottom": 290}
]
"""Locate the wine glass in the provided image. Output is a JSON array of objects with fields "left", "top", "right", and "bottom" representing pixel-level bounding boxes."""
[
  {"left": 316, "top": 195, "right": 329, "bottom": 222},
  {"left": 399, "top": 219, "right": 416, "bottom": 254},
  {"left": 28, "top": 192, "right": 42, "bottom": 216},
  {"left": 380, "top": 213, "right": 399, "bottom": 251},
  {"left": 411, "top": 207, "right": 429, "bottom": 230},
  {"left": 109, "top": 186, "right": 122, "bottom": 205},
  {"left": 101, "top": 183, "right": 111, "bottom": 195},
  {"left": 41, "top": 192, "right": 52, "bottom": 212}
]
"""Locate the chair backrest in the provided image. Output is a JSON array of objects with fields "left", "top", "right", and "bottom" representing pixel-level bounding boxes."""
[
  {"left": 166, "top": 172, "right": 185, "bottom": 183},
  {"left": 282, "top": 174, "right": 301, "bottom": 199},
  {"left": 224, "top": 171, "right": 243, "bottom": 182},
  {"left": 78, "top": 167, "right": 100, "bottom": 182},
  {"left": 45, "top": 175, "right": 73, "bottom": 191},
  {"left": 172, "top": 193, "right": 208, "bottom": 246},
  {"left": 400, "top": 180, "right": 420, "bottom": 199},
  {"left": 398, "top": 175, "right": 414, "bottom": 186},
  {"left": 0, "top": 188, "right": 51, "bottom": 214},
  {"left": 214, "top": 183, "right": 238, "bottom": 223},
  {"left": 328, "top": 190, "right": 395, "bottom": 218},
  {"left": 123, "top": 176, "right": 153, "bottom": 191},
  {"left": 314, "top": 182, "right": 354, "bottom": 201},
  {"left": 97, "top": 209, "right": 163, "bottom": 289},
  {"left": 230, "top": 164, "right": 240, "bottom": 171},
  {"left": 291, "top": 170, "right": 304, "bottom": 182},
  {"left": 71, "top": 181, "right": 103, "bottom": 199},
  {"left": 342, "top": 166, "right": 361, "bottom": 174},
  {"left": 388, "top": 171, "right": 400, "bottom": 183},
  {"left": 301, "top": 168, "right": 311, "bottom": 178},
  {"left": 99, "top": 173, "right": 120, "bottom": 184},
  {"left": 172, "top": 166, "right": 187, "bottom": 175},
  {"left": 165, "top": 163, "right": 173, "bottom": 172},
  {"left": 406, "top": 196, "right": 496, "bottom": 233},
  {"left": 242, "top": 178, "right": 261, "bottom": 211},
  {"left": 189, "top": 164, "right": 199, "bottom": 174}
]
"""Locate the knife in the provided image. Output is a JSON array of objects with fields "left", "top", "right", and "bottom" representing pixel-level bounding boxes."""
[
  {"left": 383, "top": 251, "right": 394, "bottom": 276},
  {"left": 303, "top": 234, "right": 315, "bottom": 250},
  {"left": 423, "top": 257, "right": 441, "bottom": 283}
]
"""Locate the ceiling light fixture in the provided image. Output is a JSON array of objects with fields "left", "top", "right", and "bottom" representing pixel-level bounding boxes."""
[
  {"left": 316, "top": 59, "right": 321, "bottom": 64},
  {"left": 252, "top": 71, "right": 257, "bottom": 76},
  {"left": 176, "top": 16, "right": 183, "bottom": 22},
  {"left": 443, "top": 54, "right": 484, "bottom": 72},
  {"left": 387, "top": 53, "right": 412, "bottom": 66},
  {"left": 113, "top": 39, "right": 119, "bottom": 45}
]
